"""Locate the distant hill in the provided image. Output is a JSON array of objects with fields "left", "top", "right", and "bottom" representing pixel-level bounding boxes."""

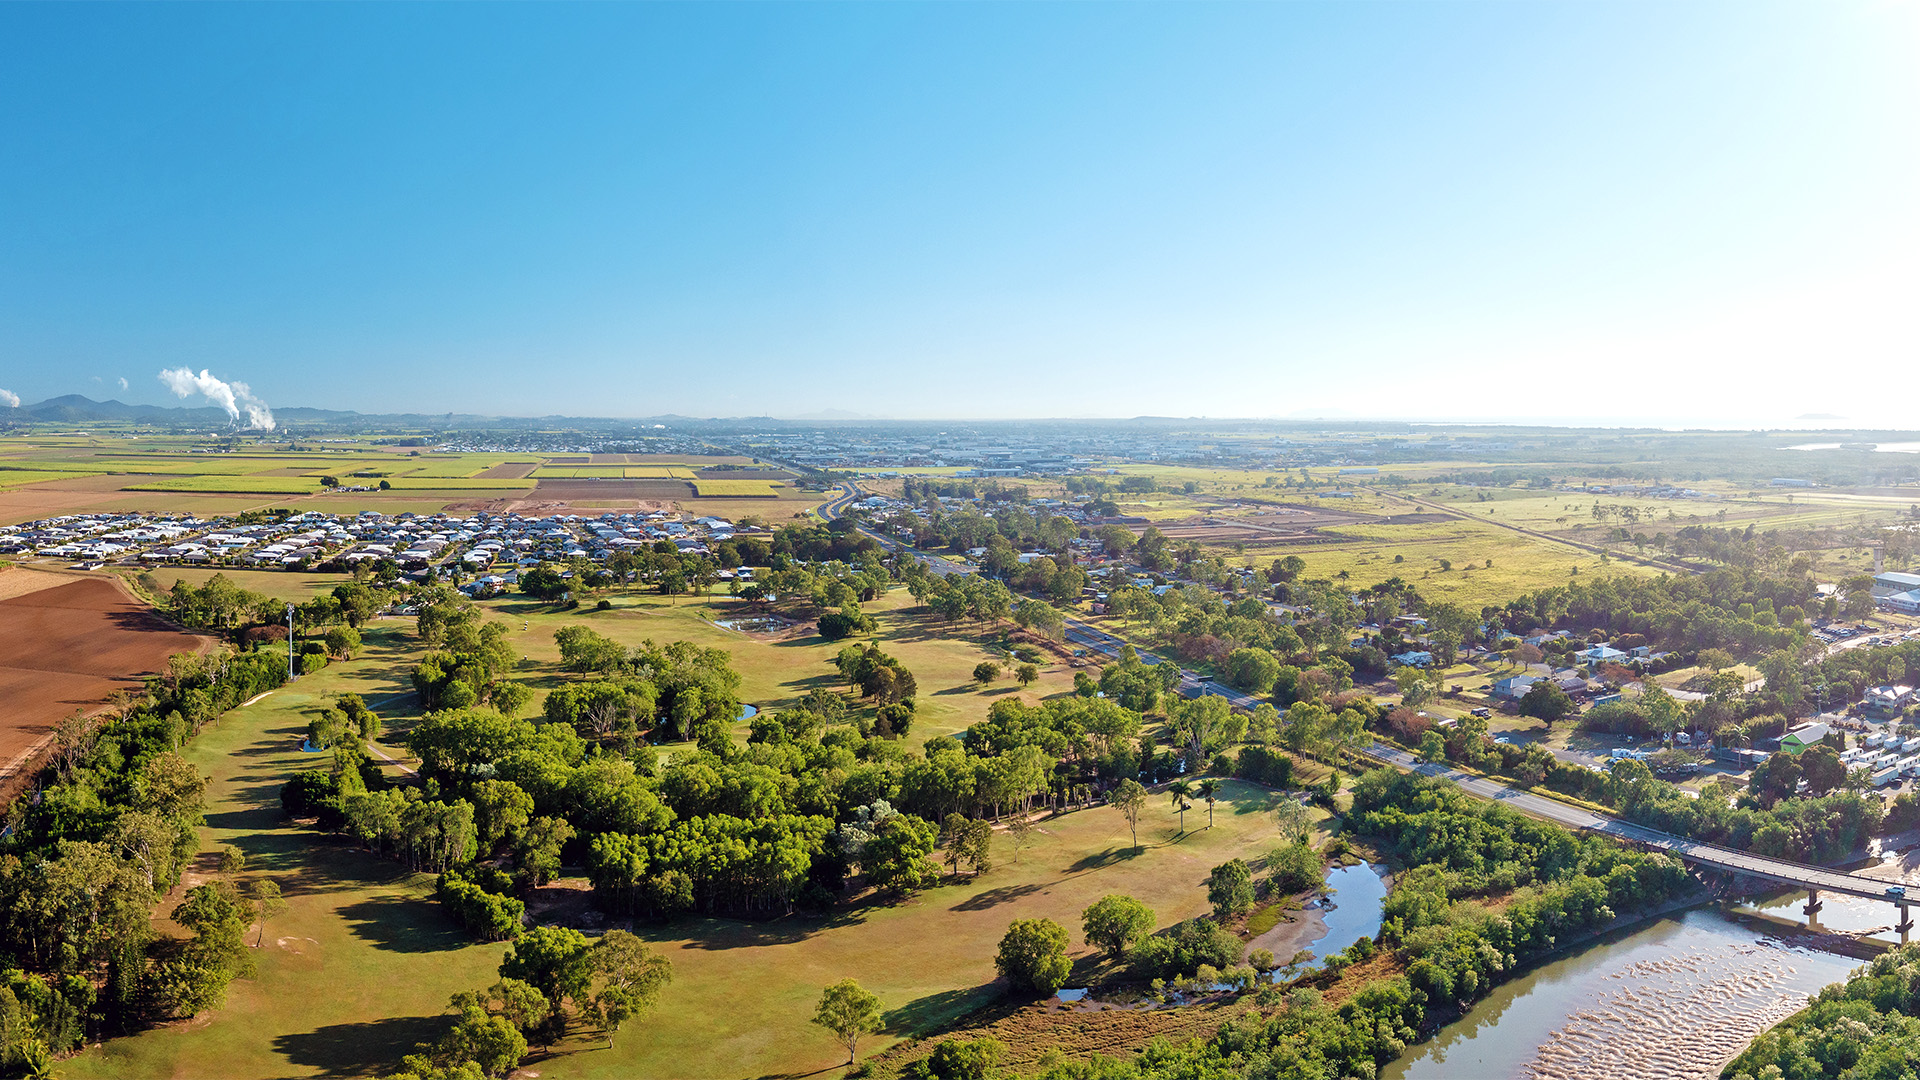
[
  {"left": 7, "top": 395, "right": 704, "bottom": 431},
  {"left": 20, "top": 394, "right": 231, "bottom": 424}
]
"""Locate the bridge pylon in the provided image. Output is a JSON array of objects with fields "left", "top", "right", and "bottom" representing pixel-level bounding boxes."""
[
  {"left": 1804, "top": 889, "right": 1823, "bottom": 917},
  {"left": 1899, "top": 903, "right": 1913, "bottom": 946}
]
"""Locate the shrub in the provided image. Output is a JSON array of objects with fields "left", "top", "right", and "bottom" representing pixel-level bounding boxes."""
[
  {"left": 995, "top": 918, "right": 1071, "bottom": 996},
  {"left": 1268, "top": 842, "right": 1326, "bottom": 894},
  {"left": 1235, "top": 745, "right": 1295, "bottom": 789},
  {"left": 1130, "top": 918, "right": 1243, "bottom": 981},
  {"left": 436, "top": 871, "right": 526, "bottom": 941}
]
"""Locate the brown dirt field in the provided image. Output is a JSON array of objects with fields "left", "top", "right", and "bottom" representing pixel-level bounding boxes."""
[
  {"left": 474, "top": 462, "right": 539, "bottom": 479},
  {"left": 440, "top": 496, "right": 681, "bottom": 516},
  {"left": 0, "top": 577, "right": 215, "bottom": 791},
  {"left": 693, "top": 468, "right": 798, "bottom": 480},
  {"left": 533, "top": 478, "right": 696, "bottom": 501},
  {"left": 0, "top": 566, "right": 73, "bottom": 601},
  {"left": 0, "top": 485, "right": 167, "bottom": 526},
  {"left": 624, "top": 453, "right": 753, "bottom": 465}
]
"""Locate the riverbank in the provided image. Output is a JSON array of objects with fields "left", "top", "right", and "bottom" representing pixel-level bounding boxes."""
[{"left": 1383, "top": 905, "right": 1863, "bottom": 1080}]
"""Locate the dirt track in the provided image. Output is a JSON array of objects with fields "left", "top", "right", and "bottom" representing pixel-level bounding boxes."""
[{"left": 0, "top": 574, "right": 213, "bottom": 786}]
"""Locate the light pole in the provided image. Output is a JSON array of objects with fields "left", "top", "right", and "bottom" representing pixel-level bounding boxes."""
[{"left": 286, "top": 603, "right": 296, "bottom": 681}]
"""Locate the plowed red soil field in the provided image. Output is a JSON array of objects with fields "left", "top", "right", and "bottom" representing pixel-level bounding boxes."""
[{"left": 0, "top": 575, "right": 213, "bottom": 787}]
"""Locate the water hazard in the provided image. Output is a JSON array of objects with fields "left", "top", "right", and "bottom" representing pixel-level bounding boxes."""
[
  {"left": 1381, "top": 908, "right": 1861, "bottom": 1080},
  {"left": 1312, "top": 862, "right": 1388, "bottom": 961}
]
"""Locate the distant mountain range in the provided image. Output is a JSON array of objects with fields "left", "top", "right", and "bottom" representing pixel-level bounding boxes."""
[
  {"left": 12, "top": 394, "right": 371, "bottom": 425},
  {"left": 3, "top": 395, "right": 836, "bottom": 432}
]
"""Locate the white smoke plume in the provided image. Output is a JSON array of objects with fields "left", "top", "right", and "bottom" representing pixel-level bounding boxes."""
[
  {"left": 157, "top": 368, "right": 276, "bottom": 430},
  {"left": 0, "top": 389, "right": 18, "bottom": 408},
  {"left": 117, "top": 377, "right": 128, "bottom": 392}
]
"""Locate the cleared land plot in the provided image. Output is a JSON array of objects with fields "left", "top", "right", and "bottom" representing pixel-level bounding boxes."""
[
  {"left": 0, "top": 575, "right": 211, "bottom": 781},
  {"left": 1266, "top": 518, "right": 1656, "bottom": 607},
  {"left": 137, "top": 568, "right": 355, "bottom": 605},
  {"left": 129, "top": 476, "right": 326, "bottom": 494},
  {"left": 689, "top": 480, "right": 782, "bottom": 497},
  {"left": 532, "top": 478, "right": 696, "bottom": 502},
  {"left": 372, "top": 477, "right": 534, "bottom": 491},
  {"left": 694, "top": 468, "right": 797, "bottom": 480},
  {"left": 474, "top": 462, "right": 540, "bottom": 480},
  {"left": 530, "top": 467, "right": 628, "bottom": 479}
]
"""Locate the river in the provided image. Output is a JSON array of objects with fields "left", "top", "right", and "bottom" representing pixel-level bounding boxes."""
[{"left": 1380, "top": 907, "right": 1863, "bottom": 1080}]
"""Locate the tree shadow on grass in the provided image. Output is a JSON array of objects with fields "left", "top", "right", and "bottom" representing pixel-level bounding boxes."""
[
  {"left": 879, "top": 985, "right": 1005, "bottom": 1037},
  {"left": 273, "top": 1014, "right": 451, "bottom": 1077},
  {"left": 1063, "top": 846, "right": 1141, "bottom": 875},
  {"left": 676, "top": 907, "right": 871, "bottom": 951},
  {"left": 949, "top": 883, "right": 1043, "bottom": 912},
  {"left": 336, "top": 894, "right": 469, "bottom": 953}
]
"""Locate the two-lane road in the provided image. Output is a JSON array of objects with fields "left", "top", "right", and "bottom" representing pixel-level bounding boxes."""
[{"left": 1362, "top": 742, "right": 1915, "bottom": 906}]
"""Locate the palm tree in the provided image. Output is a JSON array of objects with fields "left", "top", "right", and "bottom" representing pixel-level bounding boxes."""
[
  {"left": 1196, "top": 779, "right": 1219, "bottom": 829},
  {"left": 1168, "top": 780, "right": 1193, "bottom": 834}
]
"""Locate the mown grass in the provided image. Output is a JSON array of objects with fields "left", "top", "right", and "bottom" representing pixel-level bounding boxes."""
[
  {"left": 486, "top": 587, "right": 1088, "bottom": 747},
  {"left": 64, "top": 627, "right": 505, "bottom": 1080},
  {"left": 572, "top": 781, "right": 1287, "bottom": 1080},
  {"left": 63, "top": 610, "right": 1294, "bottom": 1080}
]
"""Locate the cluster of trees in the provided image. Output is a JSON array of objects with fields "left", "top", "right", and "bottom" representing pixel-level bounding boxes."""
[
  {"left": 880, "top": 493, "right": 1083, "bottom": 560},
  {"left": 912, "top": 573, "right": 1017, "bottom": 627},
  {"left": 832, "top": 643, "right": 918, "bottom": 710},
  {"left": 413, "top": 611, "right": 522, "bottom": 714},
  {"left": 1725, "top": 942, "right": 1920, "bottom": 1080},
  {"left": 388, "top": 928, "right": 672, "bottom": 1079},
  {"left": 298, "top": 643, "right": 1194, "bottom": 934},
  {"left": 1493, "top": 567, "right": 1815, "bottom": 661},
  {"left": 996, "top": 770, "right": 1690, "bottom": 1080},
  {"left": 166, "top": 574, "right": 387, "bottom": 652},
  {"left": 0, "top": 646, "right": 290, "bottom": 1062},
  {"left": 550, "top": 628, "right": 744, "bottom": 742}
]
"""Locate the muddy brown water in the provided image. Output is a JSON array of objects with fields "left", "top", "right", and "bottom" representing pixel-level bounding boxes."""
[{"left": 1380, "top": 907, "right": 1861, "bottom": 1080}]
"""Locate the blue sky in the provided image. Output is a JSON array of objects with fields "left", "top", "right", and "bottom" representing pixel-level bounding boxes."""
[{"left": 2, "top": 2, "right": 1915, "bottom": 424}]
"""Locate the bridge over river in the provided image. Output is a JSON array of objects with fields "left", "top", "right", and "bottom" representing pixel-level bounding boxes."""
[{"left": 1362, "top": 743, "right": 1916, "bottom": 940}]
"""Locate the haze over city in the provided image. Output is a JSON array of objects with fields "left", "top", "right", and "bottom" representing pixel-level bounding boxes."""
[{"left": 4, "top": 2, "right": 1916, "bottom": 426}]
